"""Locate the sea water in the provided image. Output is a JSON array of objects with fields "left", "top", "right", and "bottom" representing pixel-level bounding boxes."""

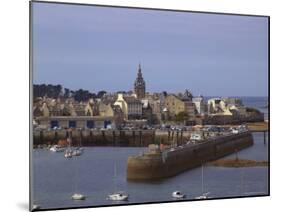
[{"left": 32, "top": 132, "right": 268, "bottom": 209}]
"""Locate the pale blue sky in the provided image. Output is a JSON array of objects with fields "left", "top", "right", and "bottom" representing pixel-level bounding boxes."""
[{"left": 32, "top": 2, "right": 268, "bottom": 96}]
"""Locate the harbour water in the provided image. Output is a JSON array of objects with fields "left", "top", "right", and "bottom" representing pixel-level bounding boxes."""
[{"left": 32, "top": 132, "right": 268, "bottom": 209}]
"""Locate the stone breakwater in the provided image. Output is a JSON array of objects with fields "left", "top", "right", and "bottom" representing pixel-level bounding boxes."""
[
  {"left": 33, "top": 129, "right": 192, "bottom": 147},
  {"left": 33, "top": 129, "right": 157, "bottom": 147},
  {"left": 127, "top": 131, "right": 254, "bottom": 180}
]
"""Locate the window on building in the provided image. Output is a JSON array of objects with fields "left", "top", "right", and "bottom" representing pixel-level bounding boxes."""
[
  {"left": 86, "top": 120, "right": 95, "bottom": 129},
  {"left": 50, "top": 120, "right": 59, "bottom": 129},
  {"left": 69, "top": 120, "right": 76, "bottom": 128},
  {"left": 104, "top": 120, "right": 111, "bottom": 129}
]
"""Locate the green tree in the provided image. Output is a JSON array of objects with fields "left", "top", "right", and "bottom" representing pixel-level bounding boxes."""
[
  {"left": 97, "top": 90, "right": 107, "bottom": 98},
  {"left": 246, "top": 107, "right": 261, "bottom": 114},
  {"left": 175, "top": 111, "right": 189, "bottom": 123}
]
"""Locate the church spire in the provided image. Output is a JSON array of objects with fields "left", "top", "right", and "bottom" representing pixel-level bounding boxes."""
[
  {"left": 138, "top": 63, "right": 143, "bottom": 78},
  {"left": 134, "top": 63, "right": 146, "bottom": 99}
]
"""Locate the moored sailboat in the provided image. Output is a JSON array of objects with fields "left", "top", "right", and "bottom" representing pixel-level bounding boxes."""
[
  {"left": 70, "top": 134, "right": 86, "bottom": 201},
  {"left": 195, "top": 164, "right": 210, "bottom": 199},
  {"left": 107, "top": 163, "right": 129, "bottom": 201}
]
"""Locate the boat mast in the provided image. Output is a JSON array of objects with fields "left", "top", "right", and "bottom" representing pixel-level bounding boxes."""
[
  {"left": 67, "top": 129, "right": 72, "bottom": 149},
  {"left": 201, "top": 164, "right": 204, "bottom": 194},
  {"left": 114, "top": 162, "right": 117, "bottom": 192}
]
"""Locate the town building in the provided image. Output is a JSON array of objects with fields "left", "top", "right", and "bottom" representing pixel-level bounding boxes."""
[
  {"left": 98, "top": 102, "right": 114, "bottom": 117},
  {"left": 141, "top": 99, "right": 153, "bottom": 124},
  {"left": 113, "top": 93, "right": 128, "bottom": 118},
  {"left": 207, "top": 98, "right": 226, "bottom": 114},
  {"left": 124, "top": 96, "right": 143, "bottom": 120},
  {"left": 207, "top": 97, "right": 247, "bottom": 116},
  {"left": 113, "top": 93, "right": 142, "bottom": 120},
  {"left": 33, "top": 97, "right": 124, "bottom": 129},
  {"left": 164, "top": 94, "right": 185, "bottom": 117},
  {"left": 147, "top": 94, "right": 162, "bottom": 124},
  {"left": 183, "top": 101, "right": 196, "bottom": 123},
  {"left": 163, "top": 94, "right": 196, "bottom": 124},
  {"left": 192, "top": 95, "right": 207, "bottom": 115}
]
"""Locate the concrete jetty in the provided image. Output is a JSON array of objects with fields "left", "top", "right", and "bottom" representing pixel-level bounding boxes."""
[{"left": 127, "top": 131, "right": 254, "bottom": 180}]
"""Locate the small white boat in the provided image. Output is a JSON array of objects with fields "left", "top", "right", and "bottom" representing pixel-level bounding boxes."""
[
  {"left": 107, "top": 192, "right": 129, "bottom": 201},
  {"left": 32, "top": 204, "right": 41, "bottom": 210},
  {"left": 232, "top": 129, "right": 239, "bottom": 134},
  {"left": 50, "top": 145, "right": 65, "bottom": 152},
  {"left": 72, "top": 148, "right": 83, "bottom": 156},
  {"left": 71, "top": 193, "right": 86, "bottom": 200},
  {"left": 195, "top": 192, "right": 209, "bottom": 199},
  {"left": 172, "top": 191, "right": 185, "bottom": 199},
  {"left": 64, "top": 149, "right": 73, "bottom": 158}
]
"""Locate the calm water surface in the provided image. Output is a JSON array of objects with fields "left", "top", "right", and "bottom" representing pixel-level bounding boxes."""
[{"left": 32, "top": 132, "right": 269, "bottom": 209}]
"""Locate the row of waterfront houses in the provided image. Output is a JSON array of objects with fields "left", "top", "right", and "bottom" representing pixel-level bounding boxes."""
[{"left": 33, "top": 93, "right": 261, "bottom": 129}]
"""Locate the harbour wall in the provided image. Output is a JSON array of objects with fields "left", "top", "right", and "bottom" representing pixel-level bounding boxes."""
[
  {"left": 33, "top": 129, "right": 190, "bottom": 147},
  {"left": 127, "top": 132, "right": 254, "bottom": 180},
  {"left": 33, "top": 129, "right": 155, "bottom": 147}
]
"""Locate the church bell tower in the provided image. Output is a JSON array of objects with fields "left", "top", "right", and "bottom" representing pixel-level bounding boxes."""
[{"left": 134, "top": 64, "right": 146, "bottom": 99}]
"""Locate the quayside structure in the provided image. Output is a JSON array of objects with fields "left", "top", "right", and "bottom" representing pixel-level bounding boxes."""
[{"left": 127, "top": 130, "right": 253, "bottom": 180}]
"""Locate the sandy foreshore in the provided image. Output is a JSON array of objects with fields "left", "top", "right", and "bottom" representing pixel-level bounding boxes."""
[{"left": 208, "top": 159, "right": 268, "bottom": 167}]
